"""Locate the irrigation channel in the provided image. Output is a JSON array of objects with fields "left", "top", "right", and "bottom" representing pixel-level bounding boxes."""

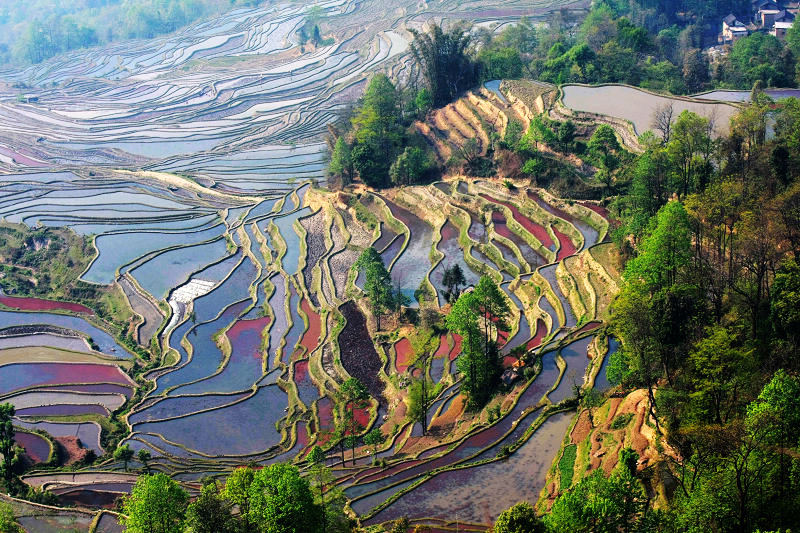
[{"left": 0, "top": 0, "right": 635, "bottom": 528}]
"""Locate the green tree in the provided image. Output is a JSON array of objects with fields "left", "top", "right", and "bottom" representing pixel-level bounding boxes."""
[
  {"left": 688, "top": 326, "right": 753, "bottom": 425},
  {"left": 389, "top": 146, "right": 432, "bottom": 186},
  {"left": 503, "top": 120, "right": 524, "bottom": 151},
  {"left": 120, "top": 473, "right": 189, "bottom": 533},
  {"left": 725, "top": 33, "right": 794, "bottom": 89},
  {"left": 787, "top": 20, "right": 800, "bottom": 58},
  {"left": 356, "top": 247, "right": 394, "bottom": 330},
  {"left": 556, "top": 120, "right": 576, "bottom": 153},
  {"left": 521, "top": 156, "right": 545, "bottom": 176},
  {"left": 351, "top": 140, "right": 388, "bottom": 188},
  {"left": 328, "top": 137, "right": 353, "bottom": 187},
  {"left": 137, "top": 449, "right": 151, "bottom": 474},
  {"left": 545, "top": 468, "right": 649, "bottom": 533},
  {"left": 247, "top": 463, "right": 321, "bottom": 533},
  {"left": 771, "top": 260, "right": 800, "bottom": 347},
  {"left": 410, "top": 23, "right": 478, "bottom": 108},
  {"left": 222, "top": 466, "right": 255, "bottom": 529},
  {"left": 406, "top": 378, "right": 434, "bottom": 434},
  {"left": 339, "top": 377, "right": 369, "bottom": 465},
  {"left": 580, "top": 387, "right": 604, "bottom": 428},
  {"left": 442, "top": 263, "right": 466, "bottom": 302},
  {"left": 588, "top": 124, "right": 621, "bottom": 172},
  {"left": 682, "top": 48, "right": 709, "bottom": 93},
  {"left": 114, "top": 443, "right": 134, "bottom": 472},
  {"left": 408, "top": 326, "right": 439, "bottom": 434},
  {"left": 0, "top": 403, "right": 19, "bottom": 488},
  {"left": 626, "top": 146, "right": 670, "bottom": 235},
  {"left": 624, "top": 201, "right": 691, "bottom": 292},
  {"left": 308, "top": 445, "right": 326, "bottom": 466},
  {"left": 667, "top": 111, "right": 712, "bottom": 197},
  {"left": 478, "top": 47, "right": 523, "bottom": 81},
  {"left": 351, "top": 74, "right": 403, "bottom": 188},
  {"left": 746, "top": 369, "right": 800, "bottom": 447},
  {"left": 363, "top": 428, "right": 384, "bottom": 460},
  {"left": 0, "top": 501, "right": 22, "bottom": 533},
  {"left": 609, "top": 282, "right": 664, "bottom": 431},
  {"left": 446, "top": 276, "right": 510, "bottom": 409},
  {"left": 524, "top": 116, "right": 557, "bottom": 150},
  {"left": 414, "top": 88, "right": 433, "bottom": 117},
  {"left": 492, "top": 501, "right": 545, "bottom": 533},
  {"left": 185, "top": 482, "right": 239, "bottom": 533},
  {"left": 330, "top": 423, "right": 348, "bottom": 467},
  {"left": 308, "top": 447, "right": 347, "bottom": 533}
]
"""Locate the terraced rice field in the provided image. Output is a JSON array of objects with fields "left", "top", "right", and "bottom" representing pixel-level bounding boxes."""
[
  {"left": 8, "top": 175, "right": 611, "bottom": 526},
  {"left": 0, "top": 0, "right": 620, "bottom": 526},
  {"left": 1, "top": 176, "right": 616, "bottom": 526}
]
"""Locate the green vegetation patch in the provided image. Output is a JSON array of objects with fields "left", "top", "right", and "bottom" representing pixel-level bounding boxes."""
[
  {"left": 610, "top": 413, "right": 634, "bottom": 430},
  {"left": 558, "top": 443, "right": 577, "bottom": 491}
]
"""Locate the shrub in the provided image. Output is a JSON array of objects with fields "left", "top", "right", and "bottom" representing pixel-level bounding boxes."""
[
  {"left": 496, "top": 445, "right": 512, "bottom": 458},
  {"left": 610, "top": 413, "right": 634, "bottom": 430}
]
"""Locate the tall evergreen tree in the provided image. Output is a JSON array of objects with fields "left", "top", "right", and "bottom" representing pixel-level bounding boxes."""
[
  {"left": 446, "top": 276, "right": 510, "bottom": 408},
  {"left": 0, "top": 403, "right": 19, "bottom": 489},
  {"left": 355, "top": 247, "right": 395, "bottom": 330}
]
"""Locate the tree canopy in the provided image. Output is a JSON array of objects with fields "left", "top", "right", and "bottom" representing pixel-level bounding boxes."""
[
  {"left": 355, "top": 247, "right": 396, "bottom": 330},
  {"left": 446, "top": 276, "right": 510, "bottom": 409},
  {"left": 0, "top": 403, "right": 19, "bottom": 489},
  {"left": 120, "top": 473, "right": 189, "bottom": 533},
  {"left": 492, "top": 501, "right": 545, "bottom": 533},
  {"left": 248, "top": 463, "right": 321, "bottom": 533},
  {"left": 185, "top": 482, "right": 239, "bottom": 533}
]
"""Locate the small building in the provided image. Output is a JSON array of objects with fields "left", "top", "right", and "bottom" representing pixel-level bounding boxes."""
[
  {"left": 759, "top": 8, "right": 782, "bottom": 27},
  {"left": 722, "top": 14, "right": 749, "bottom": 43},
  {"left": 772, "top": 20, "right": 794, "bottom": 38},
  {"left": 752, "top": 0, "right": 782, "bottom": 17}
]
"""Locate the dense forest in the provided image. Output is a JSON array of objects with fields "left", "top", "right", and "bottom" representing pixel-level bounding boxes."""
[
  {"left": 0, "top": 0, "right": 265, "bottom": 65},
  {"left": 597, "top": 90, "right": 800, "bottom": 532}
]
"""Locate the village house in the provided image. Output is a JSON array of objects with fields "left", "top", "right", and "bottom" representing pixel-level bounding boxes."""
[
  {"left": 772, "top": 20, "right": 794, "bottom": 38},
  {"left": 722, "top": 13, "right": 749, "bottom": 43},
  {"left": 760, "top": 8, "right": 795, "bottom": 28}
]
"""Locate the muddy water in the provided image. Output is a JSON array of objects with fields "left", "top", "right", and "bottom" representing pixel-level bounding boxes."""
[
  {"left": 538, "top": 264, "right": 577, "bottom": 329},
  {"left": 430, "top": 220, "right": 481, "bottom": 306},
  {"left": 562, "top": 84, "right": 736, "bottom": 136},
  {"left": 365, "top": 411, "right": 573, "bottom": 525},
  {"left": 346, "top": 352, "right": 565, "bottom": 502},
  {"left": 381, "top": 198, "right": 433, "bottom": 307}
]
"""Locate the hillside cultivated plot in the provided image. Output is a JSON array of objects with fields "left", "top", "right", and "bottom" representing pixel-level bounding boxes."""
[
  {"left": 0, "top": 0, "right": 624, "bottom": 526},
  {"left": 0, "top": 333, "right": 90, "bottom": 352},
  {"left": 0, "top": 310, "right": 131, "bottom": 356},
  {"left": 13, "top": 420, "right": 104, "bottom": 455},
  {"left": 15, "top": 431, "right": 51, "bottom": 463},
  {"left": 135, "top": 385, "right": 287, "bottom": 456},
  {"left": 0, "top": 362, "right": 134, "bottom": 396},
  {"left": 0, "top": 295, "right": 92, "bottom": 314},
  {"left": 693, "top": 88, "right": 800, "bottom": 102}
]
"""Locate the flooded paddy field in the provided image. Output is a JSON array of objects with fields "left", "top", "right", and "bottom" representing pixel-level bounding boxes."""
[{"left": 0, "top": 0, "right": 626, "bottom": 527}]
